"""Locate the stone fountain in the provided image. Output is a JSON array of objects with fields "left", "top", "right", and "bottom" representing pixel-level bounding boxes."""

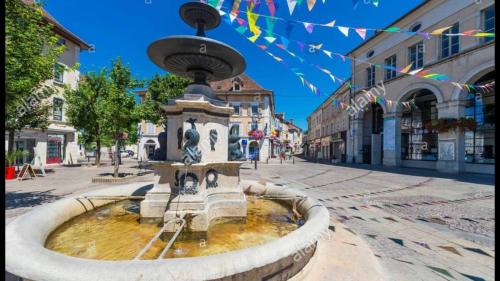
[
  {"left": 140, "top": 1, "right": 248, "bottom": 233},
  {"left": 5, "top": 3, "right": 330, "bottom": 280}
]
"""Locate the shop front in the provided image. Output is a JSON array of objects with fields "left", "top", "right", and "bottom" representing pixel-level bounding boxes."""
[
  {"left": 332, "top": 131, "right": 347, "bottom": 163},
  {"left": 47, "top": 134, "right": 65, "bottom": 164}
]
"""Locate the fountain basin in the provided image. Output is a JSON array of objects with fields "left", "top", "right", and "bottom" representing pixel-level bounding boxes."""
[{"left": 6, "top": 181, "right": 329, "bottom": 281}]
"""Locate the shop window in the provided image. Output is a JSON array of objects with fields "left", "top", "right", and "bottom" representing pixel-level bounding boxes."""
[
  {"left": 464, "top": 73, "right": 495, "bottom": 164},
  {"left": 53, "top": 97, "right": 63, "bottom": 121},
  {"left": 440, "top": 23, "right": 460, "bottom": 59},
  {"left": 481, "top": 5, "right": 495, "bottom": 44},
  {"left": 401, "top": 90, "right": 438, "bottom": 161},
  {"left": 408, "top": 41, "right": 424, "bottom": 70}
]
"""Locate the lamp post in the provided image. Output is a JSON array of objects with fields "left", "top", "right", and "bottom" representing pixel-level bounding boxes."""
[{"left": 251, "top": 114, "right": 260, "bottom": 170}]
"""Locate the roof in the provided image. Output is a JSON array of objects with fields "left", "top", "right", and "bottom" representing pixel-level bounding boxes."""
[
  {"left": 346, "top": 0, "right": 432, "bottom": 56},
  {"left": 211, "top": 73, "right": 267, "bottom": 92},
  {"left": 23, "top": 0, "right": 91, "bottom": 50}
]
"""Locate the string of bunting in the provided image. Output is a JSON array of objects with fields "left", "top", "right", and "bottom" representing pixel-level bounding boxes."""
[
  {"left": 225, "top": 12, "right": 496, "bottom": 100},
  {"left": 215, "top": 4, "right": 495, "bottom": 39}
]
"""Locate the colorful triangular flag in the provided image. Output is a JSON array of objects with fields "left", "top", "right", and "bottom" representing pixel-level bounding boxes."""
[
  {"left": 286, "top": 0, "right": 297, "bottom": 15},
  {"left": 338, "top": 26, "right": 349, "bottom": 37},
  {"left": 303, "top": 22, "right": 314, "bottom": 34},
  {"left": 355, "top": 28, "right": 367, "bottom": 40},
  {"left": 307, "top": 0, "right": 316, "bottom": 11}
]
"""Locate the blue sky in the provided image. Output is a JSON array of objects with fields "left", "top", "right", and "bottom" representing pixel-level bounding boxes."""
[{"left": 45, "top": 0, "right": 423, "bottom": 130}]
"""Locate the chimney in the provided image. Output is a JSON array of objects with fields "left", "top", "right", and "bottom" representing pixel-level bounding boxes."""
[{"left": 290, "top": 118, "right": 294, "bottom": 124}]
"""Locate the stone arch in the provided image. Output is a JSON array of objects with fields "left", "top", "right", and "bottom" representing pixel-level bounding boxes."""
[
  {"left": 451, "top": 60, "right": 495, "bottom": 101},
  {"left": 396, "top": 82, "right": 444, "bottom": 112},
  {"left": 353, "top": 92, "right": 387, "bottom": 119}
]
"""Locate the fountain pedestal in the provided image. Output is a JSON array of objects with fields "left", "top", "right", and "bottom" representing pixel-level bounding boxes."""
[{"left": 140, "top": 98, "right": 247, "bottom": 232}]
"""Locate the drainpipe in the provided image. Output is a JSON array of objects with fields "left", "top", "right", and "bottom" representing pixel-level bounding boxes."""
[{"left": 350, "top": 55, "right": 355, "bottom": 163}]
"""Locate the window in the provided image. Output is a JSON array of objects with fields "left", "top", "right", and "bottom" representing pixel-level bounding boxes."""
[
  {"left": 146, "top": 122, "right": 155, "bottom": 135},
  {"left": 408, "top": 41, "right": 424, "bottom": 70},
  {"left": 366, "top": 66, "right": 375, "bottom": 87},
  {"left": 251, "top": 122, "right": 258, "bottom": 130},
  {"left": 53, "top": 97, "right": 63, "bottom": 121},
  {"left": 233, "top": 82, "right": 241, "bottom": 91},
  {"left": 464, "top": 73, "right": 495, "bottom": 164},
  {"left": 54, "top": 63, "right": 64, "bottom": 84},
  {"left": 481, "top": 5, "right": 495, "bottom": 43},
  {"left": 251, "top": 104, "right": 259, "bottom": 116},
  {"left": 401, "top": 90, "right": 438, "bottom": 161},
  {"left": 440, "top": 23, "right": 459, "bottom": 58},
  {"left": 232, "top": 103, "right": 241, "bottom": 115},
  {"left": 366, "top": 50, "right": 375, "bottom": 58},
  {"left": 230, "top": 124, "right": 240, "bottom": 136},
  {"left": 410, "top": 22, "right": 422, "bottom": 32},
  {"left": 56, "top": 38, "right": 66, "bottom": 46},
  {"left": 384, "top": 55, "right": 397, "bottom": 80}
]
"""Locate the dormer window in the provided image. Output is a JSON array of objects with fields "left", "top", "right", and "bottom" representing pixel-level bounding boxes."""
[
  {"left": 233, "top": 82, "right": 241, "bottom": 91},
  {"left": 231, "top": 77, "right": 243, "bottom": 91}
]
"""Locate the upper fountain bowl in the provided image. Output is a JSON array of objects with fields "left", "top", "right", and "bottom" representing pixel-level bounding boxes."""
[{"left": 147, "top": 35, "right": 246, "bottom": 82}]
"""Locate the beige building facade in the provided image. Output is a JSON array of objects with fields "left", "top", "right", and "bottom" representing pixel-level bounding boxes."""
[
  {"left": 212, "top": 74, "right": 275, "bottom": 161},
  {"left": 307, "top": 0, "right": 495, "bottom": 174},
  {"left": 136, "top": 90, "right": 164, "bottom": 161},
  {"left": 5, "top": 8, "right": 91, "bottom": 166},
  {"left": 306, "top": 82, "right": 351, "bottom": 162}
]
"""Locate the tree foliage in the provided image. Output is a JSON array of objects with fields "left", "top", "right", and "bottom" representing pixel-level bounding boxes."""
[
  {"left": 5, "top": 0, "right": 65, "bottom": 152},
  {"left": 64, "top": 70, "right": 108, "bottom": 165},
  {"left": 137, "top": 74, "right": 189, "bottom": 128}
]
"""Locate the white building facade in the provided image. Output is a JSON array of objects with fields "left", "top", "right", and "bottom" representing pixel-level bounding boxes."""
[{"left": 5, "top": 9, "right": 91, "bottom": 166}]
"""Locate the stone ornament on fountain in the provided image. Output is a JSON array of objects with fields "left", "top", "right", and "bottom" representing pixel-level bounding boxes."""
[
  {"left": 228, "top": 125, "right": 246, "bottom": 161},
  {"left": 182, "top": 118, "right": 202, "bottom": 165},
  {"left": 209, "top": 129, "right": 218, "bottom": 151}
]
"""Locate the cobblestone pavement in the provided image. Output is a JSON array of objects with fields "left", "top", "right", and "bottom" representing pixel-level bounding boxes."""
[
  {"left": 241, "top": 157, "right": 495, "bottom": 281},
  {"left": 5, "top": 157, "right": 494, "bottom": 280}
]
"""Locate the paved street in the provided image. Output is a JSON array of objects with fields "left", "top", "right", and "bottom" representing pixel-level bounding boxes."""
[
  {"left": 5, "top": 157, "right": 494, "bottom": 280},
  {"left": 242, "top": 157, "right": 495, "bottom": 281}
]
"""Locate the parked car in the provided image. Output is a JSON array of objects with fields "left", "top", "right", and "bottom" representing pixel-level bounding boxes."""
[{"left": 120, "top": 150, "right": 130, "bottom": 158}]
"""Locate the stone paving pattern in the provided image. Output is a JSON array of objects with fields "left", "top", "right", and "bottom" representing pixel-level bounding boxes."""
[{"left": 5, "top": 157, "right": 495, "bottom": 280}]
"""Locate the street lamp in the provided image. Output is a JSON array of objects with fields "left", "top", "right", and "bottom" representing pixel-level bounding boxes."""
[{"left": 251, "top": 114, "right": 260, "bottom": 170}]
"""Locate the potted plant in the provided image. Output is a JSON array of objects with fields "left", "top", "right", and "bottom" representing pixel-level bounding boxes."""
[
  {"left": 435, "top": 118, "right": 458, "bottom": 133},
  {"left": 457, "top": 117, "right": 477, "bottom": 131},
  {"left": 5, "top": 151, "right": 17, "bottom": 180},
  {"left": 251, "top": 129, "right": 264, "bottom": 140}
]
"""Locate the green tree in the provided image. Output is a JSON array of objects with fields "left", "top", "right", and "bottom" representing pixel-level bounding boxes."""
[
  {"left": 101, "top": 58, "right": 143, "bottom": 177},
  {"left": 5, "top": 0, "right": 65, "bottom": 154},
  {"left": 138, "top": 74, "right": 189, "bottom": 130},
  {"left": 64, "top": 70, "right": 108, "bottom": 166}
]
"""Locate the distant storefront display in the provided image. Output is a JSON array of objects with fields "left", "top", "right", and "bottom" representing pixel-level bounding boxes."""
[
  {"left": 332, "top": 131, "right": 347, "bottom": 163},
  {"left": 47, "top": 134, "right": 64, "bottom": 164}
]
